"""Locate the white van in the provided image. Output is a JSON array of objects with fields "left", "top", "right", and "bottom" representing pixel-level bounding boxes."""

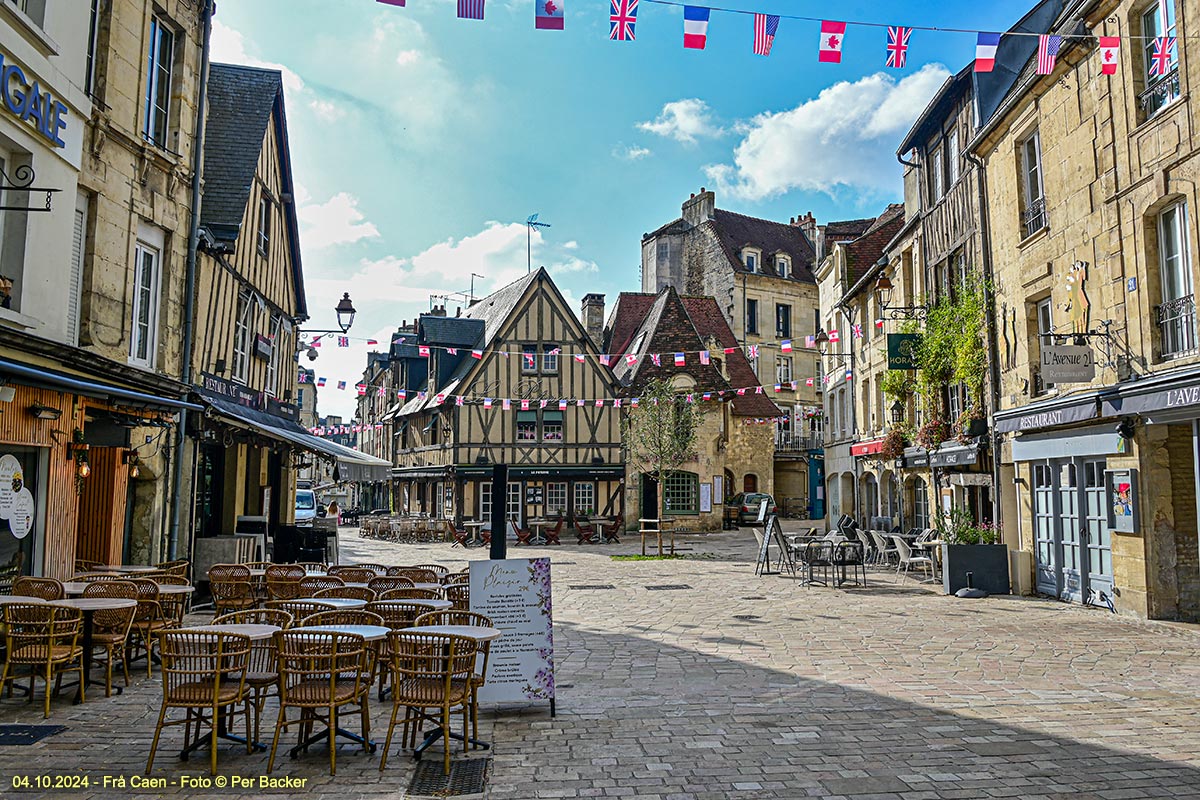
[{"left": 295, "top": 488, "right": 318, "bottom": 527}]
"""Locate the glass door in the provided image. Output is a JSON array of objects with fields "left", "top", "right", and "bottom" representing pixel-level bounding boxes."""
[
  {"left": 1083, "top": 460, "right": 1113, "bottom": 599},
  {"left": 1032, "top": 464, "right": 1058, "bottom": 596},
  {"left": 1058, "top": 463, "right": 1083, "bottom": 602}
]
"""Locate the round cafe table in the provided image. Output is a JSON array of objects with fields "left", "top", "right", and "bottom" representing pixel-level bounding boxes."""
[
  {"left": 346, "top": 581, "right": 442, "bottom": 592},
  {"left": 179, "top": 623, "right": 280, "bottom": 641},
  {"left": 372, "top": 597, "right": 452, "bottom": 611},
  {"left": 0, "top": 595, "right": 47, "bottom": 606},
  {"left": 51, "top": 597, "right": 138, "bottom": 702},
  {"left": 61, "top": 581, "right": 195, "bottom": 597},
  {"left": 92, "top": 565, "right": 159, "bottom": 574},
  {"left": 293, "top": 623, "right": 389, "bottom": 641},
  {"left": 307, "top": 596, "right": 366, "bottom": 609}
]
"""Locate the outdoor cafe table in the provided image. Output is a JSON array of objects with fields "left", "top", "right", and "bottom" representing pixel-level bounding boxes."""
[
  {"left": 463, "top": 520, "right": 487, "bottom": 546},
  {"left": 92, "top": 565, "right": 159, "bottom": 574},
  {"left": 0, "top": 595, "right": 47, "bottom": 606},
  {"left": 371, "top": 597, "right": 452, "bottom": 611},
  {"left": 405, "top": 624, "right": 502, "bottom": 756},
  {"left": 345, "top": 581, "right": 442, "bottom": 592},
  {"left": 50, "top": 596, "right": 138, "bottom": 701},
  {"left": 306, "top": 597, "right": 366, "bottom": 609},
  {"left": 61, "top": 581, "right": 196, "bottom": 597},
  {"left": 528, "top": 519, "right": 553, "bottom": 545}
]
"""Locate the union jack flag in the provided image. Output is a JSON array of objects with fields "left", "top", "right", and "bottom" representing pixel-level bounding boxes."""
[
  {"left": 609, "top": 0, "right": 637, "bottom": 41},
  {"left": 1150, "top": 36, "right": 1176, "bottom": 76},
  {"left": 377, "top": 386, "right": 386, "bottom": 396},
  {"left": 886, "top": 26, "right": 912, "bottom": 68},
  {"left": 458, "top": 0, "right": 485, "bottom": 20},
  {"left": 746, "top": 345, "right": 759, "bottom": 360},
  {"left": 852, "top": 323, "right": 863, "bottom": 340},
  {"left": 752, "top": 13, "right": 779, "bottom": 56},
  {"left": 447, "top": 347, "right": 457, "bottom": 355},
  {"left": 298, "top": 371, "right": 309, "bottom": 383},
  {"left": 651, "top": 353, "right": 661, "bottom": 366},
  {"left": 456, "top": 395, "right": 464, "bottom": 406},
  {"left": 337, "top": 336, "right": 349, "bottom": 347}
]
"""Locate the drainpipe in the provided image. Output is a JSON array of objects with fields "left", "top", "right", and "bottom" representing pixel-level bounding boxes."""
[
  {"left": 168, "top": 0, "right": 214, "bottom": 560},
  {"left": 965, "top": 151, "right": 1003, "bottom": 530}
]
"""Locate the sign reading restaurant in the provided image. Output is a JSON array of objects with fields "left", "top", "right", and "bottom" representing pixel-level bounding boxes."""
[{"left": 0, "top": 50, "right": 68, "bottom": 148}]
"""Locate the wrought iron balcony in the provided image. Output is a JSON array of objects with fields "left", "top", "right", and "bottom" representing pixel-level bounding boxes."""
[
  {"left": 1138, "top": 68, "right": 1181, "bottom": 117},
  {"left": 1157, "top": 293, "right": 1197, "bottom": 358},
  {"left": 775, "top": 433, "right": 822, "bottom": 453},
  {"left": 1021, "top": 197, "right": 1047, "bottom": 239}
]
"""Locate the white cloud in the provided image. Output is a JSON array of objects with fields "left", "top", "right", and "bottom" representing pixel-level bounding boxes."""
[
  {"left": 637, "top": 99, "right": 723, "bottom": 145},
  {"left": 614, "top": 144, "right": 652, "bottom": 161},
  {"left": 297, "top": 192, "right": 381, "bottom": 249},
  {"left": 210, "top": 20, "right": 304, "bottom": 97},
  {"left": 704, "top": 64, "right": 951, "bottom": 201},
  {"left": 395, "top": 50, "right": 421, "bottom": 66},
  {"left": 308, "top": 99, "right": 344, "bottom": 122},
  {"left": 561, "top": 240, "right": 579, "bottom": 250}
]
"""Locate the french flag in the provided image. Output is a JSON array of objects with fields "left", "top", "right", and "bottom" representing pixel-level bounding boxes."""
[
  {"left": 683, "top": 6, "right": 709, "bottom": 50},
  {"left": 975, "top": 32, "right": 1000, "bottom": 72},
  {"left": 674, "top": 352, "right": 686, "bottom": 366}
]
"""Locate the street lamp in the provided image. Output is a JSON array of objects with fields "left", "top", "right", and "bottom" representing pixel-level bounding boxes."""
[
  {"left": 299, "top": 292, "right": 358, "bottom": 360},
  {"left": 335, "top": 293, "right": 357, "bottom": 334},
  {"left": 873, "top": 273, "right": 927, "bottom": 321},
  {"left": 890, "top": 399, "right": 904, "bottom": 424}
]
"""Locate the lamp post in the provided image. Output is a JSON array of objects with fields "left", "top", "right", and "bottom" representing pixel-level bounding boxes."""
[
  {"left": 299, "top": 292, "right": 358, "bottom": 361},
  {"left": 890, "top": 399, "right": 904, "bottom": 425},
  {"left": 873, "top": 273, "right": 928, "bottom": 321}
]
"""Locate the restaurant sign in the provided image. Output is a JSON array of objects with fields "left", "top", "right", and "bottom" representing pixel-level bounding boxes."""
[
  {"left": 886, "top": 333, "right": 921, "bottom": 370},
  {"left": 994, "top": 395, "right": 1099, "bottom": 434},
  {"left": 200, "top": 372, "right": 298, "bottom": 423},
  {"left": 1040, "top": 344, "right": 1095, "bottom": 383},
  {"left": 471, "top": 558, "right": 555, "bottom": 707},
  {"left": 850, "top": 438, "right": 885, "bottom": 457}
]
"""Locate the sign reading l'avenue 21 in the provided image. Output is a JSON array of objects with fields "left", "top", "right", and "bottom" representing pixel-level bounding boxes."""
[
  {"left": 886, "top": 333, "right": 921, "bottom": 370},
  {"left": 1040, "top": 344, "right": 1095, "bottom": 383}
]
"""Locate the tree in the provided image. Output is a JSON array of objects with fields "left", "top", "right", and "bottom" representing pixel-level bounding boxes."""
[{"left": 620, "top": 378, "right": 706, "bottom": 549}]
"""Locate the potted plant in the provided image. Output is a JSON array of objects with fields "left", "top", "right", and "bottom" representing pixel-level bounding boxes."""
[
  {"left": 956, "top": 408, "right": 987, "bottom": 444},
  {"left": 935, "top": 508, "right": 1009, "bottom": 595},
  {"left": 879, "top": 425, "right": 908, "bottom": 460},
  {"left": 915, "top": 418, "right": 952, "bottom": 450}
]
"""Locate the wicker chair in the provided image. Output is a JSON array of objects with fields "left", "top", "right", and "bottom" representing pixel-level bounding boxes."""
[
  {"left": 327, "top": 566, "right": 377, "bottom": 584},
  {"left": 212, "top": 609, "right": 292, "bottom": 744},
  {"left": 0, "top": 604, "right": 85, "bottom": 717},
  {"left": 13, "top": 576, "right": 65, "bottom": 601},
  {"left": 213, "top": 609, "right": 294, "bottom": 628},
  {"left": 146, "top": 631, "right": 252, "bottom": 776},
  {"left": 243, "top": 561, "right": 273, "bottom": 570},
  {"left": 369, "top": 601, "right": 439, "bottom": 699},
  {"left": 154, "top": 576, "right": 192, "bottom": 625},
  {"left": 294, "top": 562, "right": 328, "bottom": 573},
  {"left": 445, "top": 584, "right": 470, "bottom": 612},
  {"left": 367, "top": 577, "right": 413, "bottom": 594},
  {"left": 82, "top": 580, "right": 138, "bottom": 697},
  {"left": 128, "top": 577, "right": 172, "bottom": 676},
  {"left": 298, "top": 575, "right": 345, "bottom": 597},
  {"left": 265, "top": 599, "right": 336, "bottom": 620},
  {"left": 313, "top": 586, "right": 376, "bottom": 602},
  {"left": 208, "top": 564, "right": 256, "bottom": 616},
  {"left": 413, "top": 610, "right": 494, "bottom": 745},
  {"left": 70, "top": 572, "right": 116, "bottom": 583},
  {"left": 387, "top": 567, "right": 439, "bottom": 583},
  {"left": 264, "top": 564, "right": 305, "bottom": 600},
  {"left": 300, "top": 609, "right": 384, "bottom": 628},
  {"left": 74, "top": 557, "right": 103, "bottom": 573},
  {"left": 379, "top": 631, "right": 477, "bottom": 774},
  {"left": 268, "top": 631, "right": 373, "bottom": 775},
  {"left": 0, "top": 550, "right": 24, "bottom": 595},
  {"left": 414, "top": 564, "right": 449, "bottom": 577},
  {"left": 155, "top": 559, "right": 191, "bottom": 579},
  {"left": 354, "top": 562, "right": 388, "bottom": 574},
  {"left": 442, "top": 572, "right": 470, "bottom": 587},
  {"left": 378, "top": 588, "right": 443, "bottom": 601}
]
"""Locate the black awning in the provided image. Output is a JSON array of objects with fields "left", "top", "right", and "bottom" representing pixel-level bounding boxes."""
[
  {"left": 1100, "top": 367, "right": 1200, "bottom": 417},
  {"left": 994, "top": 393, "right": 1101, "bottom": 433},
  {"left": 0, "top": 356, "right": 200, "bottom": 411}
]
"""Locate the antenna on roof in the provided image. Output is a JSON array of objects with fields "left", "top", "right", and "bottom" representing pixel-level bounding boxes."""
[{"left": 524, "top": 213, "right": 551, "bottom": 274}]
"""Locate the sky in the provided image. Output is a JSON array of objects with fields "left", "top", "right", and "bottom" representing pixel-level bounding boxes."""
[{"left": 212, "top": 0, "right": 1034, "bottom": 420}]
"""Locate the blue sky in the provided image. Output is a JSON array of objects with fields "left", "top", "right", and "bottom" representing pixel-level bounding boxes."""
[{"left": 213, "top": 0, "right": 1032, "bottom": 419}]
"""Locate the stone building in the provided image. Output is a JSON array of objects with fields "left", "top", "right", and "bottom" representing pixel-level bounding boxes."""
[
  {"left": 975, "top": 0, "right": 1200, "bottom": 619},
  {"left": 641, "top": 188, "right": 823, "bottom": 516},
  {"left": 354, "top": 351, "right": 393, "bottom": 511},
  {"left": 603, "top": 287, "right": 779, "bottom": 530}
]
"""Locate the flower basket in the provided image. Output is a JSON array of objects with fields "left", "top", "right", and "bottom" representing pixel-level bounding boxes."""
[
  {"left": 879, "top": 427, "right": 907, "bottom": 460},
  {"left": 915, "top": 419, "right": 952, "bottom": 450}
]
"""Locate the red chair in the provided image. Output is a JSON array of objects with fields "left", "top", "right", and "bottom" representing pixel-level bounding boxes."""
[
  {"left": 545, "top": 517, "right": 564, "bottom": 546},
  {"left": 511, "top": 520, "right": 532, "bottom": 546},
  {"left": 576, "top": 517, "right": 597, "bottom": 544},
  {"left": 444, "top": 520, "right": 470, "bottom": 548},
  {"left": 601, "top": 519, "right": 622, "bottom": 544}
]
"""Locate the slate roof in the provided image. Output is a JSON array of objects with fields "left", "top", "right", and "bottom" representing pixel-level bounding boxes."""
[
  {"left": 605, "top": 289, "right": 781, "bottom": 417},
  {"left": 709, "top": 209, "right": 818, "bottom": 282},
  {"left": 824, "top": 217, "right": 877, "bottom": 242},
  {"left": 461, "top": 271, "right": 540, "bottom": 344},
  {"left": 418, "top": 316, "right": 485, "bottom": 347},
  {"left": 844, "top": 205, "right": 906, "bottom": 287}
]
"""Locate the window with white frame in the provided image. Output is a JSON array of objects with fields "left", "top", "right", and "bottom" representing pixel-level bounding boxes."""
[
  {"left": 947, "top": 128, "right": 960, "bottom": 186},
  {"left": 912, "top": 477, "right": 930, "bottom": 529},
  {"left": 1141, "top": 0, "right": 1180, "bottom": 117},
  {"left": 1036, "top": 298, "right": 1056, "bottom": 392},
  {"left": 928, "top": 143, "right": 944, "bottom": 202},
  {"left": 1157, "top": 202, "right": 1195, "bottom": 357},
  {"left": 232, "top": 291, "right": 253, "bottom": 383},
  {"left": 257, "top": 196, "right": 271, "bottom": 256},
  {"left": 85, "top": 0, "right": 102, "bottom": 96},
  {"left": 777, "top": 257, "right": 790, "bottom": 279},
  {"left": 265, "top": 314, "right": 283, "bottom": 396},
  {"left": 144, "top": 15, "right": 175, "bottom": 148},
  {"left": 573, "top": 482, "right": 595, "bottom": 514},
  {"left": 11, "top": 0, "right": 46, "bottom": 26},
  {"left": 546, "top": 482, "right": 567, "bottom": 515},
  {"left": 521, "top": 343, "right": 538, "bottom": 374},
  {"left": 129, "top": 238, "right": 161, "bottom": 368},
  {"left": 1019, "top": 131, "right": 1046, "bottom": 238},
  {"left": 479, "top": 481, "right": 492, "bottom": 519},
  {"left": 743, "top": 251, "right": 758, "bottom": 272},
  {"left": 663, "top": 471, "right": 699, "bottom": 514},
  {"left": 508, "top": 482, "right": 522, "bottom": 521},
  {"left": 542, "top": 343, "right": 559, "bottom": 374},
  {"left": 776, "top": 356, "right": 792, "bottom": 384},
  {"left": 542, "top": 411, "right": 563, "bottom": 441}
]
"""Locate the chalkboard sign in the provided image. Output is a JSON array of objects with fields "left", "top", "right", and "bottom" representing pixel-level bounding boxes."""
[
  {"left": 769, "top": 516, "right": 795, "bottom": 574},
  {"left": 525, "top": 485, "right": 544, "bottom": 505},
  {"left": 754, "top": 525, "right": 773, "bottom": 576}
]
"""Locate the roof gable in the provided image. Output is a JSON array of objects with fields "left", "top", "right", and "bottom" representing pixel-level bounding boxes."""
[
  {"left": 709, "top": 209, "right": 817, "bottom": 282},
  {"left": 844, "top": 205, "right": 906, "bottom": 287}
]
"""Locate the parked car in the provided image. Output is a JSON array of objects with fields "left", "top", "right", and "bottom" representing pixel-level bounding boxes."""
[
  {"left": 295, "top": 488, "right": 318, "bottom": 527},
  {"left": 729, "top": 493, "right": 778, "bottom": 525}
]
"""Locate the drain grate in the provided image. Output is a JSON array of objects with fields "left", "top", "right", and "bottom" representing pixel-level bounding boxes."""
[
  {"left": 569, "top": 584, "right": 616, "bottom": 590},
  {"left": 0, "top": 725, "right": 66, "bottom": 746},
  {"left": 553, "top": 561, "right": 577, "bottom": 565},
  {"left": 740, "top": 596, "right": 767, "bottom": 600},
  {"left": 409, "top": 757, "right": 490, "bottom": 796},
  {"left": 732, "top": 614, "right": 761, "bottom": 620},
  {"left": 645, "top": 584, "right": 692, "bottom": 591}
]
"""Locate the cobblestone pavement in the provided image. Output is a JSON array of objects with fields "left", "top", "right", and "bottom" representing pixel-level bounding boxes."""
[{"left": 3, "top": 527, "right": 1200, "bottom": 799}]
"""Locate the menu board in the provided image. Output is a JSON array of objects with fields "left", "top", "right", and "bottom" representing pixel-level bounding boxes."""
[
  {"left": 0, "top": 454, "right": 33, "bottom": 538},
  {"left": 470, "top": 557, "right": 555, "bottom": 706}
]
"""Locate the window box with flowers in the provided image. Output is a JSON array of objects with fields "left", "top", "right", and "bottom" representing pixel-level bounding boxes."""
[{"left": 915, "top": 419, "right": 952, "bottom": 451}]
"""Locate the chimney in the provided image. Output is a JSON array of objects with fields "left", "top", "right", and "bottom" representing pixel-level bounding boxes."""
[
  {"left": 793, "top": 211, "right": 822, "bottom": 261},
  {"left": 581, "top": 293, "right": 605, "bottom": 349},
  {"left": 430, "top": 305, "right": 447, "bottom": 317},
  {"left": 682, "top": 186, "right": 715, "bottom": 228}
]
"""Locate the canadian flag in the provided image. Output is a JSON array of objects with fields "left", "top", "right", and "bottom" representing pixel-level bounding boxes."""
[
  {"left": 818, "top": 20, "right": 845, "bottom": 63},
  {"left": 1099, "top": 36, "right": 1119, "bottom": 75}
]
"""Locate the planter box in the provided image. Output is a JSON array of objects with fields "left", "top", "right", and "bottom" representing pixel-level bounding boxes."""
[{"left": 941, "top": 543, "right": 1010, "bottom": 595}]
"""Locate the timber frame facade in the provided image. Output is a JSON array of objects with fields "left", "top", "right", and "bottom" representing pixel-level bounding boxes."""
[{"left": 389, "top": 269, "right": 625, "bottom": 528}]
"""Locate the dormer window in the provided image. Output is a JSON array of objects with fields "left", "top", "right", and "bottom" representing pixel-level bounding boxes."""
[
  {"left": 777, "top": 257, "right": 790, "bottom": 279},
  {"left": 743, "top": 251, "right": 758, "bottom": 273}
]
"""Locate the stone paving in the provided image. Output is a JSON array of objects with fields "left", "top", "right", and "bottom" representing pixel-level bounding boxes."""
[{"left": 2, "top": 527, "right": 1200, "bottom": 798}]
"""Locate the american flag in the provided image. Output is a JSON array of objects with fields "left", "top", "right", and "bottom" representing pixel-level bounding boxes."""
[
  {"left": 1036, "top": 35, "right": 1062, "bottom": 75},
  {"left": 609, "top": 0, "right": 637, "bottom": 41},
  {"left": 600, "top": 354, "right": 612, "bottom": 366},
  {"left": 699, "top": 350, "right": 710, "bottom": 364},
  {"left": 458, "top": 0, "right": 485, "bottom": 20},
  {"left": 337, "top": 381, "right": 346, "bottom": 390},
  {"left": 753, "top": 13, "right": 779, "bottom": 56},
  {"left": 1150, "top": 36, "right": 1176, "bottom": 76},
  {"left": 502, "top": 399, "right": 511, "bottom": 410},
  {"left": 886, "top": 26, "right": 912, "bottom": 68}
]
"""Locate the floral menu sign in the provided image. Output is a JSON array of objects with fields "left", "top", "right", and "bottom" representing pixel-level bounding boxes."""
[{"left": 470, "top": 558, "right": 555, "bottom": 706}]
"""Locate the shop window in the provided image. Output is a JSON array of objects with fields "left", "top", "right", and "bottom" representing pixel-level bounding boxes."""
[
  {"left": 546, "top": 482, "right": 567, "bottom": 515},
  {"left": 912, "top": 477, "right": 929, "bottom": 530},
  {"left": 130, "top": 236, "right": 162, "bottom": 368},
  {"left": 231, "top": 291, "right": 253, "bottom": 382},
  {"left": 1019, "top": 131, "right": 1046, "bottom": 238},
  {"left": 516, "top": 411, "right": 537, "bottom": 441},
  {"left": 542, "top": 411, "right": 563, "bottom": 441},
  {"left": 573, "top": 482, "right": 595, "bottom": 515},
  {"left": 1139, "top": 1, "right": 1179, "bottom": 118},
  {"left": 775, "top": 303, "right": 791, "bottom": 338},
  {"left": 0, "top": 447, "right": 42, "bottom": 576},
  {"left": 746, "top": 298, "right": 758, "bottom": 334},
  {"left": 664, "top": 471, "right": 699, "bottom": 514},
  {"left": 257, "top": 196, "right": 271, "bottom": 256},
  {"left": 1157, "top": 202, "right": 1195, "bottom": 358},
  {"left": 144, "top": 15, "right": 176, "bottom": 148}
]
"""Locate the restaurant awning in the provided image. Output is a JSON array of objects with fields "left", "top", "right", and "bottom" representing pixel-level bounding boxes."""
[
  {"left": 198, "top": 392, "right": 390, "bottom": 481},
  {"left": 0, "top": 356, "right": 201, "bottom": 411}
]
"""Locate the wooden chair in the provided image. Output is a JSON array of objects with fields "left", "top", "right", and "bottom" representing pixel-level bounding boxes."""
[
  {"left": 575, "top": 517, "right": 597, "bottom": 544},
  {"left": 243, "top": 561, "right": 273, "bottom": 571},
  {"left": 378, "top": 588, "right": 443, "bottom": 601},
  {"left": 444, "top": 520, "right": 470, "bottom": 547},
  {"left": 415, "top": 563, "right": 449, "bottom": 577},
  {"left": 208, "top": 564, "right": 256, "bottom": 616},
  {"left": 379, "top": 631, "right": 477, "bottom": 774},
  {"left": 511, "top": 520, "right": 532, "bottom": 546},
  {"left": 13, "top": 576, "right": 64, "bottom": 600},
  {"left": 327, "top": 566, "right": 377, "bottom": 584},
  {"left": 155, "top": 559, "right": 191, "bottom": 579},
  {"left": 0, "top": 604, "right": 85, "bottom": 717},
  {"left": 154, "top": 576, "right": 192, "bottom": 624},
  {"left": 301, "top": 609, "right": 384, "bottom": 628},
  {"left": 82, "top": 580, "right": 138, "bottom": 696},
  {"left": 367, "top": 577, "right": 414, "bottom": 594},
  {"left": 445, "top": 584, "right": 470, "bottom": 612},
  {"left": 442, "top": 573, "right": 470, "bottom": 587},
  {"left": 412, "top": 610, "right": 494, "bottom": 745},
  {"left": 213, "top": 609, "right": 293, "bottom": 744},
  {"left": 269, "top": 631, "right": 373, "bottom": 775},
  {"left": 265, "top": 564, "right": 305, "bottom": 601},
  {"left": 213, "top": 608, "right": 294, "bottom": 629},
  {"left": 366, "top": 600, "right": 428, "bottom": 699},
  {"left": 313, "top": 586, "right": 376, "bottom": 602},
  {"left": 600, "top": 519, "right": 622, "bottom": 544},
  {"left": 128, "top": 577, "right": 176, "bottom": 676},
  {"left": 146, "top": 630, "right": 252, "bottom": 776},
  {"left": 544, "top": 518, "right": 564, "bottom": 546},
  {"left": 265, "top": 599, "right": 335, "bottom": 621},
  {"left": 0, "top": 550, "right": 24, "bottom": 595},
  {"left": 299, "top": 575, "right": 345, "bottom": 596}
]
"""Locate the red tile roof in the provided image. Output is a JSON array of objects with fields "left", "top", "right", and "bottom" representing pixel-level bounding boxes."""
[{"left": 844, "top": 204, "right": 905, "bottom": 287}]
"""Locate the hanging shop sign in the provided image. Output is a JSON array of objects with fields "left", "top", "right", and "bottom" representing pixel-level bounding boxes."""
[
  {"left": 886, "top": 333, "right": 921, "bottom": 370},
  {"left": 253, "top": 334, "right": 273, "bottom": 361},
  {"left": 1040, "top": 344, "right": 1095, "bottom": 383},
  {"left": 0, "top": 51, "right": 68, "bottom": 148}
]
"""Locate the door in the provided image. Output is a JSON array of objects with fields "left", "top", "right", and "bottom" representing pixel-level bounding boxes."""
[
  {"left": 1058, "top": 463, "right": 1083, "bottom": 602},
  {"left": 1033, "top": 457, "right": 1111, "bottom": 602},
  {"left": 743, "top": 474, "right": 758, "bottom": 493},
  {"left": 1083, "top": 460, "right": 1114, "bottom": 599},
  {"left": 1032, "top": 463, "right": 1058, "bottom": 596},
  {"left": 641, "top": 474, "right": 659, "bottom": 519}
]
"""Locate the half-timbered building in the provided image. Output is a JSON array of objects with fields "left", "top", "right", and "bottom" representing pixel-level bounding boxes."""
[{"left": 389, "top": 269, "right": 624, "bottom": 527}]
